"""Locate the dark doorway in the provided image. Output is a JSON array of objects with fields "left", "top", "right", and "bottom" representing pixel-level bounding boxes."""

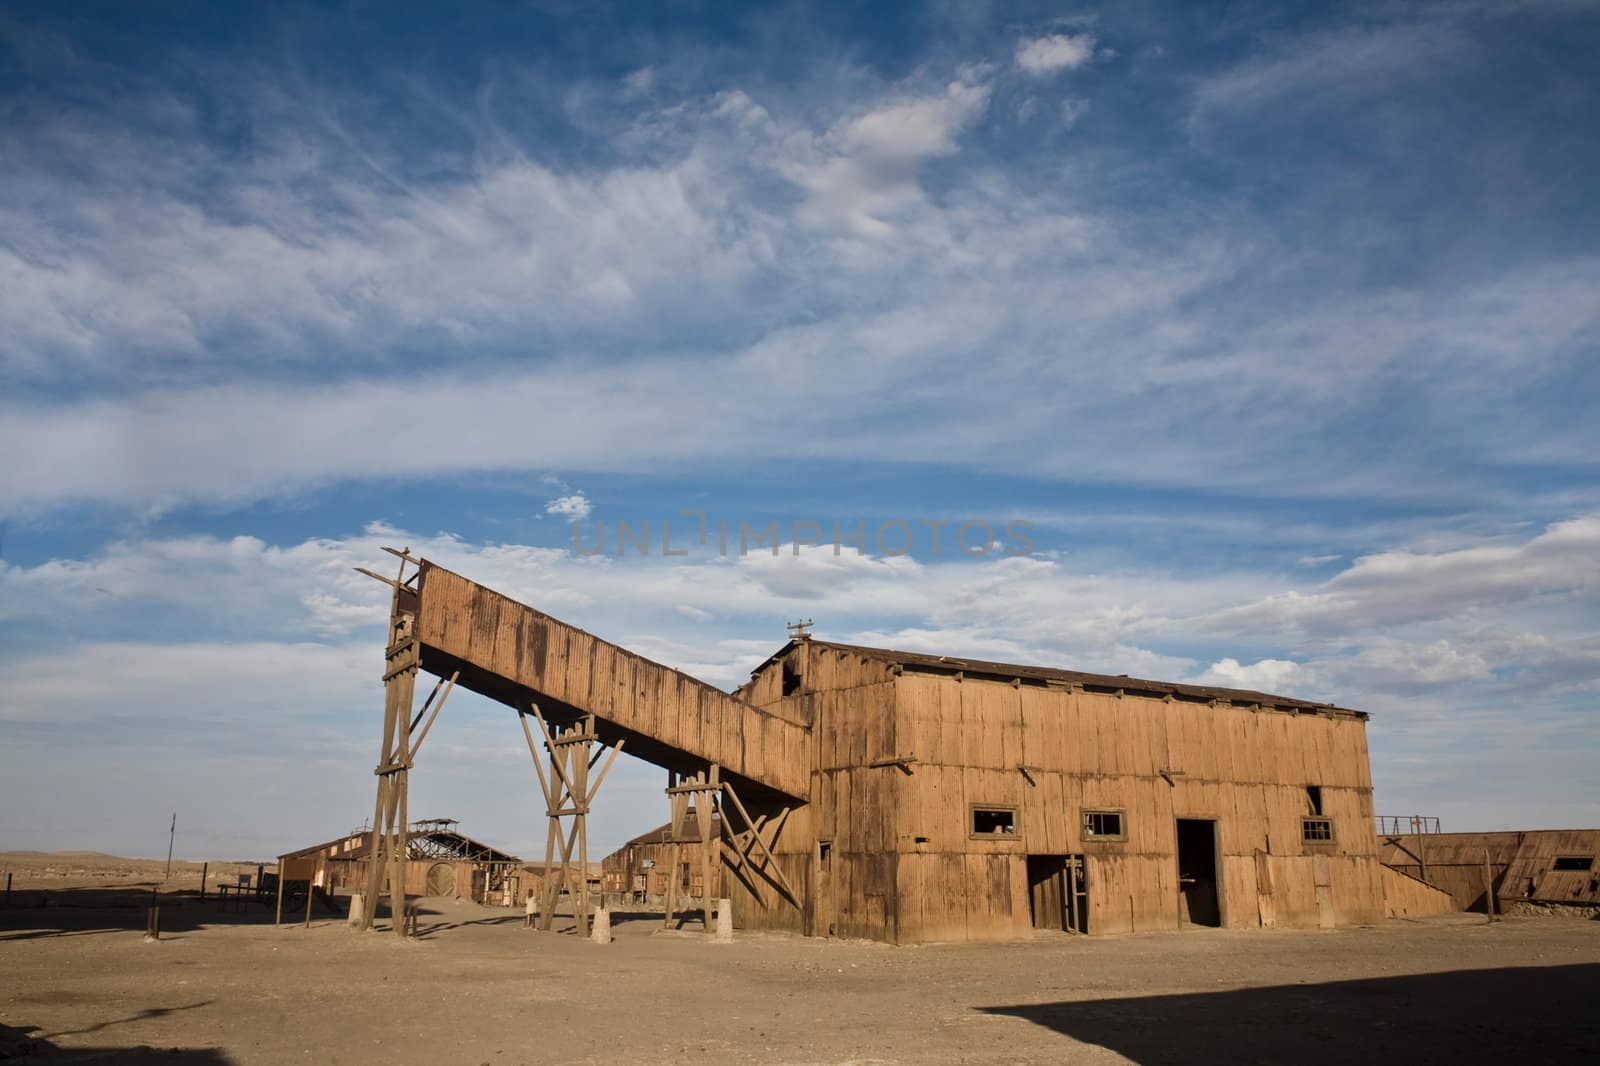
[
  {"left": 1175, "top": 819, "right": 1221, "bottom": 927},
  {"left": 1027, "top": 855, "right": 1088, "bottom": 933}
]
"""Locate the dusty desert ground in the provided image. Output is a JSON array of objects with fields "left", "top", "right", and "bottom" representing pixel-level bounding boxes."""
[{"left": 2, "top": 852, "right": 1597, "bottom": 1065}]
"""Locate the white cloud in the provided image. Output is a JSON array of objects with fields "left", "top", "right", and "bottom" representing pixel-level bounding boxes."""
[
  {"left": 545, "top": 492, "right": 593, "bottom": 520},
  {"left": 1215, "top": 516, "right": 1600, "bottom": 636},
  {"left": 1015, "top": 33, "right": 1097, "bottom": 76},
  {"left": 777, "top": 77, "right": 992, "bottom": 236},
  {"left": 1193, "top": 657, "right": 1303, "bottom": 694}
]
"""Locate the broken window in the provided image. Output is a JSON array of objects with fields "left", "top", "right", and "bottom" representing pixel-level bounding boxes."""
[
  {"left": 971, "top": 806, "right": 1017, "bottom": 836},
  {"left": 1552, "top": 856, "right": 1593, "bottom": 871},
  {"left": 1306, "top": 785, "right": 1323, "bottom": 816},
  {"left": 817, "top": 841, "right": 832, "bottom": 865},
  {"left": 1082, "top": 810, "right": 1125, "bottom": 841},
  {"left": 1302, "top": 817, "right": 1334, "bottom": 843},
  {"left": 782, "top": 660, "right": 802, "bottom": 696}
]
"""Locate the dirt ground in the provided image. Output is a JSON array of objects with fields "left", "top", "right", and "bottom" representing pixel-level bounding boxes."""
[{"left": 2, "top": 853, "right": 1598, "bottom": 1065}]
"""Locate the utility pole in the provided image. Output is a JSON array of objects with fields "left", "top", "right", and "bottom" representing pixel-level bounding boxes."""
[{"left": 165, "top": 813, "right": 176, "bottom": 881}]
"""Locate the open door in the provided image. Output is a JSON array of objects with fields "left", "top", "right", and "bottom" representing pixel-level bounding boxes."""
[
  {"left": 1028, "top": 855, "right": 1068, "bottom": 931},
  {"left": 1027, "top": 855, "right": 1088, "bottom": 933},
  {"left": 1176, "top": 819, "right": 1221, "bottom": 927}
]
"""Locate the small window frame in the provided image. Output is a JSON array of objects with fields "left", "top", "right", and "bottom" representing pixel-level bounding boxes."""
[
  {"left": 1301, "top": 816, "right": 1336, "bottom": 846},
  {"left": 1081, "top": 808, "right": 1127, "bottom": 843},
  {"left": 1552, "top": 855, "right": 1592, "bottom": 872},
  {"left": 969, "top": 804, "right": 1020, "bottom": 840}
]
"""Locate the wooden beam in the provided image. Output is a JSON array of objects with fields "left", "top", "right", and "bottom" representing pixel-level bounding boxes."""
[
  {"left": 406, "top": 670, "right": 458, "bottom": 762},
  {"left": 721, "top": 780, "right": 800, "bottom": 908},
  {"left": 353, "top": 566, "right": 401, "bottom": 590},
  {"left": 868, "top": 754, "right": 917, "bottom": 774}
]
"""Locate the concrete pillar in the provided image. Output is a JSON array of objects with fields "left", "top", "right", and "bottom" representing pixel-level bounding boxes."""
[
  {"left": 347, "top": 893, "right": 365, "bottom": 929},
  {"left": 715, "top": 898, "right": 733, "bottom": 943},
  {"left": 591, "top": 904, "right": 611, "bottom": 944}
]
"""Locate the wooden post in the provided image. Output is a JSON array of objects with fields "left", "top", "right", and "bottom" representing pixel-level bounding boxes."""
[
  {"left": 576, "top": 717, "right": 592, "bottom": 938},
  {"left": 304, "top": 879, "right": 314, "bottom": 929},
  {"left": 535, "top": 732, "right": 560, "bottom": 931},
  {"left": 199, "top": 862, "right": 208, "bottom": 901},
  {"left": 1483, "top": 848, "right": 1497, "bottom": 919},
  {"left": 664, "top": 768, "right": 680, "bottom": 929},
  {"left": 4, "top": 872, "right": 10, "bottom": 907},
  {"left": 165, "top": 813, "right": 176, "bottom": 882},
  {"left": 145, "top": 886, "right": 160, "bottom": 941},
  {"left": 701, "top": 766, "right": 719, "bottom": 931},
  {"left": 275, "top": 863, "right": 285, "bottom": 927},
  {"left": 664, "top": 840, "right": 680, "bottom": 929}
]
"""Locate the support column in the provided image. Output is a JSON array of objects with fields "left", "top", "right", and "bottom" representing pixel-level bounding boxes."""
[
  {"left": 361, "top": 559, "right": 418, "bottom": 934},
  {"left": 520, "top": 705, "right": 624, "bottom": 939},
  {"left": 355, "top": 548, "right": 457, "bottom": 936},
  {"left": 664, "top": 767, "right": 720, "bottom": 932}
]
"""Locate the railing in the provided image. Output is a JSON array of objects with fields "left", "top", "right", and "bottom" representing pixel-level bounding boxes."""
[{"left": 1376, "top": 815, "right": 1441, "bottom": 837}]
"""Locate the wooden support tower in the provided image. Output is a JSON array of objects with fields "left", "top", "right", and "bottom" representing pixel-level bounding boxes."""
[
  {"left": 520, "top": 705, "right": 625, "bottom": 938},
  {"left": 355, "top": 549, "right": 457, "bottom": 935},
  {"left": 663, "top": 766, "right": 720, "bottom": 930}
]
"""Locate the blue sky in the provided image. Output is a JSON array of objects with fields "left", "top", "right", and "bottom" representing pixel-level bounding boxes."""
[{"left": 2, "top": 1, "right": 1597, "bottom": 861}]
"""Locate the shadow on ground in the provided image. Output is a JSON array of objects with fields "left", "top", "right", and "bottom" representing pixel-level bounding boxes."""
[
  {"left": 1, "top": 1021, "right": 233, "bottom": 1063},
  {"left": 979, "top": 963, "right": 1600, "bottom": 1065},
  {"left": 0, "top": 885, "right": 343, "bottom": 942}
]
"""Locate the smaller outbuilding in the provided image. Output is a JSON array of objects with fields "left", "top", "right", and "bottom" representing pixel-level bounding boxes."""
[
  {"left": 601, "top": 814, "right": 722, "bottom": 907},
  {"left": 1379, "top": 828, "right": 1600, "bottom": 916},
  {"left": 277, "top": 818, "right": 526, "bottom": 904}
]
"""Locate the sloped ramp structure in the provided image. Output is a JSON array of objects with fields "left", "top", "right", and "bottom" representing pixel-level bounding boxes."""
[
  {"left": 416, "top": 560, "right": 809, "bottom": 799},
  {"left": 354, "top": 550, "right": 807, "bottom": 938}
]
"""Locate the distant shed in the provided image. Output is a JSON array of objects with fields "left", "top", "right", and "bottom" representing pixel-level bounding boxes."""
[
  {"left": 278, "top": 819, "right": 524, "bottom": 904},
  {"left": 1380, "top": 829, "right": 1600, "bottom": 915},
  {"left": 601, "top": 815, "right": 723, "bottom": 904}
]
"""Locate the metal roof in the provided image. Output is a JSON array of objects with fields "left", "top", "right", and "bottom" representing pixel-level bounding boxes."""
[{"left": 752, "top": 638, "right": 1366, "bottom": 719}]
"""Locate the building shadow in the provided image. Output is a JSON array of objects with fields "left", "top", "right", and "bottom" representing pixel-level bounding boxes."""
[
  {"left": 0, "top": 885, "right": 306, "bottom": 941},
  {"left": 978, "top": 963, "right": 1600, "bottom": 1065},
  {"left": 1, "top": 1021, "right": 234, "bottom": 1063}
]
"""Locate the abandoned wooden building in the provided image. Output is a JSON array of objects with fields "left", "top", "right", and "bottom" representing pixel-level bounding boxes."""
[
  {"left": 352, "top": 551, "right": 1399, "bottom": 944},
  {"left": 279, "top": 818, "right": 524, "bottom": 904},
  {"left": 601, "top": 815, "right": 723, "bottom": 905},
  {"left": 1379, "top": 828, "right": 1600, "bottom": 916},
  {"left": 728, "top": 639, "right": 1391, "bottom": 941}
]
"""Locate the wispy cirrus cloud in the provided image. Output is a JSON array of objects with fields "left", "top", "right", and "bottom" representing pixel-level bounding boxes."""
[{"left": 3, "top": 9, "right": 1598, "bottom": 518}]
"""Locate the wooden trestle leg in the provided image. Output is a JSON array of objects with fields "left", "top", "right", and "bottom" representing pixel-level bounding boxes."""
[
  {"left": 664, "top": 766, "right": 720, "bottom": 931},
  {"left": 520, "top": 705, "right": 624, "bottom": 940},
  {"left": 355, "top": 548, "right": 457, "bottom": 936}
]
